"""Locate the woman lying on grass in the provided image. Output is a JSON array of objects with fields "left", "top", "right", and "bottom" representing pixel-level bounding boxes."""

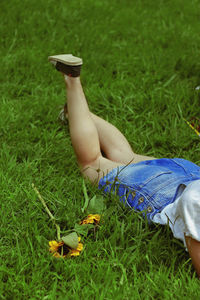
[{"left": 48, "top": 54, "right": 200, "bottom": 278}]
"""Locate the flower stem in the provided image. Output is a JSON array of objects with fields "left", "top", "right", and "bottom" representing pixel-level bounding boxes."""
[
  {"left": 55, "top": 223, "right": 61, "bottom": 241},
  {"left": 32, "top": 183, "right": 61, "bottom": 241}
]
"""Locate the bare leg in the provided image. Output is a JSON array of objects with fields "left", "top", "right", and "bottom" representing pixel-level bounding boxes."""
[
  {"left": 64, "top": 75, "right": 125, "bottom": 183},
  {"left": 63, "top": 105, "right": 155, "bottom": 164},
  {"left": 90, "top": 113, "right": 156, "bottom": 164},
  {"left": 65, "top": 75, "right": 101, "bottom": 165},
  {"left": 185, "top": 234, "right": 200, "bottom": 279}
]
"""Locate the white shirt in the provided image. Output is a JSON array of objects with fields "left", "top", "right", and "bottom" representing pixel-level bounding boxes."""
[{"left": 153, "top": 179, "right": 200, "bottom": 251}]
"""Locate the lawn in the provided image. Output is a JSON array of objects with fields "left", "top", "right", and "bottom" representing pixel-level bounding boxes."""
[{"left": 1, "top": 0, "right": 200, "bottom": 299}]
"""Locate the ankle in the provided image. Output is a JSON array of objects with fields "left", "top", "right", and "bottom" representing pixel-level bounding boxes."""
[{"left": 64, "top": 75, "right": 80, "bottom": 87}]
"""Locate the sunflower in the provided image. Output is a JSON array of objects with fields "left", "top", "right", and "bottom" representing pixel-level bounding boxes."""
[
  {"left": 49, "top": 237, "right": 83, "bottom": 258},
  {"left": 80, "top": 214, "right": 101, "bottom": 225}
]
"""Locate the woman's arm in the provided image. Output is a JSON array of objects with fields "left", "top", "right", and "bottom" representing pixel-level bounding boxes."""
[{"left": 185, "top": 234, "right": 200, "bottom": 279}]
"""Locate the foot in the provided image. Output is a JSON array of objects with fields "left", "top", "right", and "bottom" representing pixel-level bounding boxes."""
[{"left": 48, "top": 54, "right": 83, "bottom": 77}]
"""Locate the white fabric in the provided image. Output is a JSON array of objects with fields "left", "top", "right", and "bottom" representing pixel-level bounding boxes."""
[{"left": 153, "top": 179, "right": 200, "bottom": 252}]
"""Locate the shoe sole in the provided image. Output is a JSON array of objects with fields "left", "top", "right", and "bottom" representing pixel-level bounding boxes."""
[{"left": 48, "top": 54, "right": 83, "bottom": 66}]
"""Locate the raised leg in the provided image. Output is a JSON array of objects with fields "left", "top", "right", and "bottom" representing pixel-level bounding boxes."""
[
  {"left": 65, "top": 75, "right": 101, "bottom": 165},
  {"left": 62, "top": 104, "right": 155, "bottom": 164},
  {"left": 50, "top": 54, "right": 155, "bottom": 184},
  {"left": 64, "top": 75, "right": 125, "bottom": 183},
  {"left": 89, "top": 113, "right": 156, "bottom": 164}
]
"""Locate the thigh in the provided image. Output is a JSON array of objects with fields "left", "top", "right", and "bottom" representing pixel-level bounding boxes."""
[
  {"left": 81, "top": 154, "right": 157, "bottom": 185},
  {"left": 109, "top": 149, "right": 156, "bottom": 165},
  {"left": 81, "top": 156, "right": 125, "bottom": 185},
  {"left": 133, "top": 153, "right": 157, "bottom": 163}
]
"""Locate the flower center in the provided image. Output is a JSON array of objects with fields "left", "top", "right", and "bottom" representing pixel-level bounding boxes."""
[{"left": 58, "top": 244, "right": 70, "bottom": 256}]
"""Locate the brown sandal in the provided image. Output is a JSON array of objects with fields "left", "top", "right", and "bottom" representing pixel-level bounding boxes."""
[{"left": 48, "top": 54, "right": 83, "bottom": 77}]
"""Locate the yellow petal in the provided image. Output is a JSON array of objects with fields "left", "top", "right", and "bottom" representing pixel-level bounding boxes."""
[
  {"left": 49, "top": 240, "right": 59, "bottom": 247},
  {"left": 49, "top": 243, "right": 58, "bottom": 252},
  {"left": 88, "top": 214, "right": 100, "bottom": 222},
  {"left": 53, "top": 252, "right": 61, "bottom": 258},
  {"left": 49, "top": 240, "right": 64, "bottom": 252},
  {"left": 70, "top": 249, "right": 80, "bottom": 256},
  {"left": 94, "top": 214, "right": 101, "bottom": 221},
  {"left": 77, "top": 243, "right": 83, "bottom": 251},
  {"left": 53, "top": 252, "right": 66, "bottom": 258},
  {"left": 80, "top": 214, "right": 101, "bottom": 225},
  {"left": 80, "top": 219, "right": 90, "bottom": 224},
  {"left": 87, "top": 218, "right": 95, "bottom": 223}
]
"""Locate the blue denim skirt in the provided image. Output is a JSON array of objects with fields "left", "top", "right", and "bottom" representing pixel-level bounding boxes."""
[{"left": 98, "top": 158, "right": 200, "bottom": 223}]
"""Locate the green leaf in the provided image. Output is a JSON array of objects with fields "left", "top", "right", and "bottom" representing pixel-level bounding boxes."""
[
  {"left": 81, "top": 179, "right": 90, "bottom": 213},
  {"left": 61, "top": 232, "right": 79, "bottom": 249},
  {"left": 74, "top": 223, "right": 94, "bottom": 237},
  {"left": 87, "top": 195, "right": 105, "bottom": 214}
]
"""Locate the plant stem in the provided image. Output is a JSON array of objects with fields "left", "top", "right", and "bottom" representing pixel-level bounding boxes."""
[
  {"left": 55, "top": 223, "right": 61, "bottom": 240},
  {"left": 32, "top": 183, "right": 61, "bottom": 240}
]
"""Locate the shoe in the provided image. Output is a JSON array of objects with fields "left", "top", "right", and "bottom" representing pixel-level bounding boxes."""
[{"left": 48, "top": 54, "right": 83, "bottom": 77}]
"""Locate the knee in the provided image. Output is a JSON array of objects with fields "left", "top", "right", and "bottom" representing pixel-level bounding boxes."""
[{"left": 79, "top": 154, "right": 103, "bottom": 184}]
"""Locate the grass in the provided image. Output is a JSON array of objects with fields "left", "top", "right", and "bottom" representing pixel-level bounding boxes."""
[{"left": 1, "top": 0, "right": 200, "bottom": 298}]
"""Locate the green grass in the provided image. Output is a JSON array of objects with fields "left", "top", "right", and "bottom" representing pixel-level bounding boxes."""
[{"left": 1, "top": 0, "right": 200, "bottom": 298}]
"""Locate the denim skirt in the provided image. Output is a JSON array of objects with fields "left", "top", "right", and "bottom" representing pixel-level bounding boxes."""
[{"left": 98, "top": 158, "right": 200, "bottom": 223}]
